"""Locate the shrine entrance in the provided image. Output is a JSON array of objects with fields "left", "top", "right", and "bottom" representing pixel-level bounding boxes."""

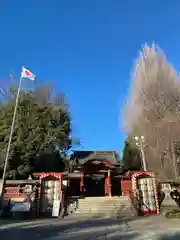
[
  {"left": 82, "top": 159, "right": 113, "bottom": 197},
  {"left": 84, "top": 175, "right": 105, "bottom": 197},
  {"left": 111, "top": 177, "right": 121, "bottom": 196},
  {"left": 70, "top": 151, "right": 123, "bottom": 198}
]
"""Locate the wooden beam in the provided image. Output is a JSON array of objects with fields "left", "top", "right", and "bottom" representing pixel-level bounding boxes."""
[
  {"left": 5, "top": 180, "right": 40, "bottom": 185},
  {"left": 32, "top": 172, "right": 69, "bottom": 178}
]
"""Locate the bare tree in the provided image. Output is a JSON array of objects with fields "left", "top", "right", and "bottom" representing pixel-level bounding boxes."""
[{"left": 123, "top": 43, "right": 180, "bottom": 179}]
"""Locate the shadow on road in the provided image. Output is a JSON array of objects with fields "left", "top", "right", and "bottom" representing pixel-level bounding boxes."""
[
  {"left": 159, "top": 233, "right": 180, "bottom": 240},
  {"left": 0, "top": 217, "right": 140, "bottom": 239}
]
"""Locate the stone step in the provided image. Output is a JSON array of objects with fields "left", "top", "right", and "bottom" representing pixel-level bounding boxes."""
[
  {"left": 77, "top": 199, "right": 130, "bottom": 204},
  {"left": 67, "top": 209, "right": 133, "bottom": 217},
  {"left": 76, "top": 205, "right": 131, "bottom": 209},
  {"left": 77, "top": 205, "right": 131, "bottom": 209},
  {"left": 65, "top": 196, "right": 133, "bottom": 218},
  {"left": 77, "top": 202, "right": 131, "bottom": 207},
  {"left": 77, "top": 201, "right": 131, "bottom": 205},
  {"left": 76, "top": 207, "right": 131, "bottom": 212},
  {"left": 74, "top": 205, "right": 132, "bottom": 210},
  {"left": 76, "top": 205, "right": 131, "bottom": 211},
  {"left": 74, "top": 210, "right": 132, "bottom": 215},
  {"left": 76, "top": 196, "right": 129, "bottom": 201},
  {"left": 77, "top": 201, "right": 131, "bottom": 204}
]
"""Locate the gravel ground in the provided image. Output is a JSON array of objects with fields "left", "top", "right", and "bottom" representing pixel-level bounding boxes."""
[{"left": 1, "top": 215, "right": 180, "bottom": 239}]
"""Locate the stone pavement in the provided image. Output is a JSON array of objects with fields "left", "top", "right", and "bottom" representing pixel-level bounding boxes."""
[{"left": 1, "top": 215, "right": 180, "bottom": 239}]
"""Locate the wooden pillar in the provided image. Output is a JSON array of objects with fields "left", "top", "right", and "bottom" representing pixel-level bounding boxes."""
[
  {"left": 80, "top": 172, "right": 84, "bottom": 195},
  {"left": 105, "top": 175, "right": 108, "bottom": 196},
  {"left": 108, "top": 169, "right": 111, "bottom": 197},
  {"left": 105, "top": 170, "right": 111, "bottom": 197},
  {"left": 67, "top": 177, "right": 70, "bottom": 194},
  {"left": 60, "top": 192, "right": 65, "bottom": 218}
]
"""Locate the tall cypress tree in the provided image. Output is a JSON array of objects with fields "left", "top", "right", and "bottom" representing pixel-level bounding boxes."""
[{"left": 122, "top": 140, "right": 142, "bottom": 171}]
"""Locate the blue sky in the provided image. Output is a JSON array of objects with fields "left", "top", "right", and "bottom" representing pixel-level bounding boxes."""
[{"left": 0, "top": 1, "right": 180, "bottom": 157}]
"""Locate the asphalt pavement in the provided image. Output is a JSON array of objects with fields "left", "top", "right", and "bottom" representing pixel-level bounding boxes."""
[{"left": 0, "top": 215, "right": 180, "bottom": 239}]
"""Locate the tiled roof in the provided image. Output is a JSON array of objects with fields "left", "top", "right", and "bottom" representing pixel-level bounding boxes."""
[{"left": 72, "top": 151, "right": 120, "bottom": 165}]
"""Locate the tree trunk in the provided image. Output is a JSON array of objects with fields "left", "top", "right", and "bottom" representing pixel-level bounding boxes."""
[{"left": 171, "top": 142, "right": 178, "bottom": 180}]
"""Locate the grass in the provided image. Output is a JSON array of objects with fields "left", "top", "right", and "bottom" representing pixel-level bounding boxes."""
[{"left": 165, "top": 209, "right": 180, "bottom": 219}]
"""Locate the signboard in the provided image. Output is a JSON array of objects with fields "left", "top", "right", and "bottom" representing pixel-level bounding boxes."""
[
  {"left": 92, "top": 161, "right": 101, "bottom": 164},
  {"left": 52, "top": 190, "right": 62, "bottom": 217},
  {"left": 62, "top": 180, "right": 67, "bottom": 186},
  {"left": 52, "top": 200, "right": 61, "bottom": 217},
  {"left": 24, "top": 184, "right": 32, "bottom": 193},
  {"left": 11, "top": 202, "right": 31, "bottom": 212}
]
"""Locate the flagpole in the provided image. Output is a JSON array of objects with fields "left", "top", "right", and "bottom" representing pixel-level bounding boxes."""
[{"left": 0, "top": 73, "right": 23, "bottom": 206}]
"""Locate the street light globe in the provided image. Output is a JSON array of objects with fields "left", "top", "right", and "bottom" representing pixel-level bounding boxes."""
[
  {"left": 135, "top": 142, "right": 139, "bottom": 146},
  {"left": 140, "top": 136, "right": 144, "bottom": 140},
  {"left": 134, "top": 136, "right": 139, "bottom": 141}
]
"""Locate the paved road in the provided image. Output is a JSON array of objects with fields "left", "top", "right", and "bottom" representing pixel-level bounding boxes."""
[{"left": 1, "top": 215, "right": 180, "bottom": 239}]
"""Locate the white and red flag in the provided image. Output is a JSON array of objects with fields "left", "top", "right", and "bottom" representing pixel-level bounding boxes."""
[{"left": 21, "top": 67, "right": 35, "bottom": 81}]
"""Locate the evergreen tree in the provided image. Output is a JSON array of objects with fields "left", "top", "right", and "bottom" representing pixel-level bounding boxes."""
[
  {"left": 0, "top": 84, "right": 73, "bottom": 179},
  {"left": 122, "top": 140, "right": 142, "bottom": 171}
]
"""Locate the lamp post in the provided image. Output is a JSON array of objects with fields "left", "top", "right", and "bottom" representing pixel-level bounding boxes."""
[{"left": 134, "top": 135, "right": 147, "bottom": 171}]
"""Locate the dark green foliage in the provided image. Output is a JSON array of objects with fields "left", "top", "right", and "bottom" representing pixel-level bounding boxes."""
[
  {"left": 122, "top": 140, "right": 142, "bottom": 171},
  {"left": 30, "top": 152, "right": 67, "bottom": 174},
  {"left": 0, "top": 85, "right": 72, "bottom": 179}
]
